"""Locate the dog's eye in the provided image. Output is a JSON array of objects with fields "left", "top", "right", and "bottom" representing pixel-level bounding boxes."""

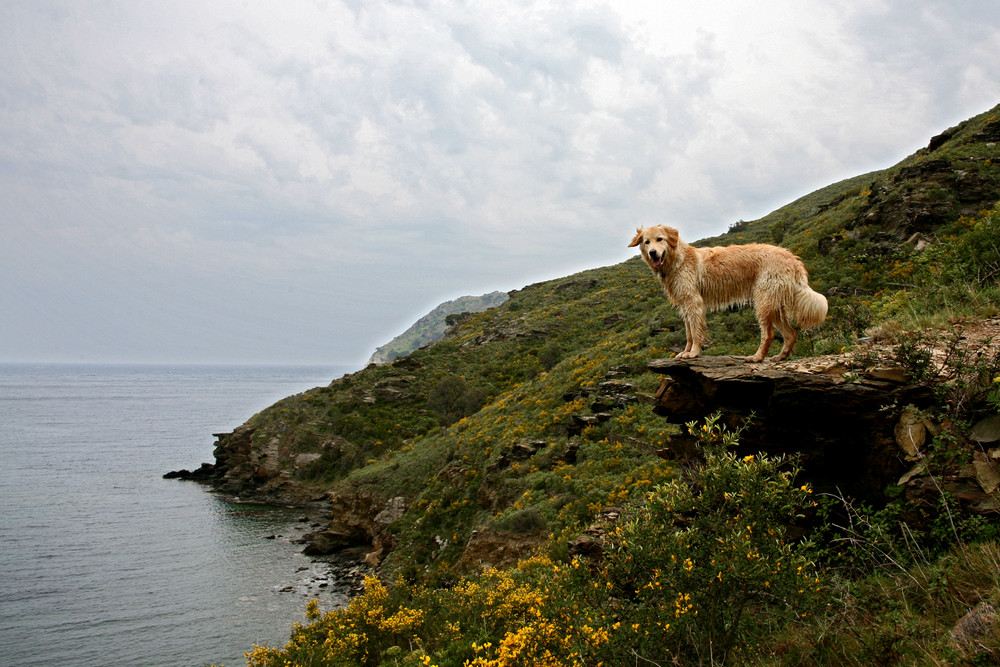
[{"left": 656, "top": 237, "right": 664, "bottom": 242}]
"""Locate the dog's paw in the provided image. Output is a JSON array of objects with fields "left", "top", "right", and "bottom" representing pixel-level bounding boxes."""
[{"left": 744, "top": 354, "right": 764, "bottom": 363}]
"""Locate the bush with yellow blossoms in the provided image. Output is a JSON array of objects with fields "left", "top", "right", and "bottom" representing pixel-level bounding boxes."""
[
  {"left": 245, "top": 417, "right": 821, "bottom": 667},
  {"left": 599, "top": 426, "right": 821, "bottom": 665}
]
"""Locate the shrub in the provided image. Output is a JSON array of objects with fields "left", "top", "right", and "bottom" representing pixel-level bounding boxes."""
[
  {"left": 599, "top": 431, "right": 820, "bottom": 665},
  {"left": 952, "top": 204, "right": 1000, "bottom": 284},
  {"left": 242, "top": 418, "right": 822, "bottom": 667},
  {"left": 426, "top": 376, "right": 488, "bottom": 425},
  {"left": 537, "top": 342, "right": 562, "bottom": 370},
  {"left": 769, "top": 218, "right": 792, "bottom": 244},
  {"left": 445, "top": 312, "right": 472, "bottom": 326}
]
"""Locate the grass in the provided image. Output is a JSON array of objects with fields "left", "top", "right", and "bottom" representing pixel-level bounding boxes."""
[{"left": 222, "top": 104, "right": 1000, "bottom": 665}]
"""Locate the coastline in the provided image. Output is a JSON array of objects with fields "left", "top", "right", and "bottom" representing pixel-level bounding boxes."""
[{"left": 163, "top": 467, "right": 370, "bottom": 600}]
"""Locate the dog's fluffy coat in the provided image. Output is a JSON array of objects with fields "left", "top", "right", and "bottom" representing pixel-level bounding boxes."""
[{"left": 629, "top": 225, "right": 828, "bottom": 362}]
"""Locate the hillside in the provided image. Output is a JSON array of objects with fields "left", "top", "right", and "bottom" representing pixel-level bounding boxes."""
[
  {"left": 189, "top": 104, "right": 1000, "bottom": 665},
  {"left": 366, "top": 291, "right": 509, "bottom": 365}
]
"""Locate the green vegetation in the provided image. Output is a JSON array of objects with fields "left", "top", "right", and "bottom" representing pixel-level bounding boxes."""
[
  {"left": 230, "top": 105, "right": 1000, "bottom": 665},
  {"left": 367, "top": 292, "right": 509, "bottom": 364},
  {"left": 246, "top": 425, "right": 821, "bottom": 666}
]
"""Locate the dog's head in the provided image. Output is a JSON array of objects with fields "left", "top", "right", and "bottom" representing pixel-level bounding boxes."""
[{"left": 628, "top": 225, "right": 680, "bottom": 271}]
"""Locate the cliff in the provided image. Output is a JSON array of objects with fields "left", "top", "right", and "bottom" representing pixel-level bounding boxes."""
[
  {"left": 648, "top": 335, "right": 1000, "bottom": 516},
  {"left": 366, "top": 291, "right": 509, "bottom": 365},
  {"left": 172, "top": 104, "right": 1000, "bottom": 583}
]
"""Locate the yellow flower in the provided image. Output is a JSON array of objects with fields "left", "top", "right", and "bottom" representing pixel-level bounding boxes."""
[{"left": 743, "top": 454, "right": 754, "bottom": 462}]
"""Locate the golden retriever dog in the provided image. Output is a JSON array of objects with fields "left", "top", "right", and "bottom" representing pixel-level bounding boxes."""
[{"left": 629, "top": 225, "right": 827, "bottom": 362}]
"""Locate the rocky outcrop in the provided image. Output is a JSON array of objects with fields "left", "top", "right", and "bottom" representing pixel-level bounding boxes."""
[
  {"left": 567, "top": 506, "right": 624, "bottom": 560},
  {"left": 163, "top": 462, "right": 215, "bottom": 481},
  {"left": 649, "top": 355, "right": 932, "bottom": 498},
  {"left": 648, "top": 354, "right": 1000, "bottom": 515},
  {"left": 564, "top": 365, "right": 651, "bottom": 435},
  {"left": 856, "top": 116, "right": 1000, "bottom": 239},
  {"left": 455, "top": 529, "right": 548, "bottom": 572},
  {"left": 485, "top": 440, "right": 548, "bottom": 475},
  {"left": 467, "top": 316, "right": 551, "bottom": 346},
  {"left": 199, "top": 425, "right": 326, "bottom": 506},
  {"left": 304, "top": 491, "right": 409, "bottom": 567}
]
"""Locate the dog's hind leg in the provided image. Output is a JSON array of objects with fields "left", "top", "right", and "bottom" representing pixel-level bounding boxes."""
[
  {"left": 746, "top": 308, "right": 775, "bottom": 363},
  {"left": 771, "top": 314, "right": 798, "bottom": 362}
]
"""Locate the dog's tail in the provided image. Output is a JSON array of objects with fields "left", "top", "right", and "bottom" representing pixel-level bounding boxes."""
[{"left": 792, "top": 284, "right": 828, "bottom": 329}]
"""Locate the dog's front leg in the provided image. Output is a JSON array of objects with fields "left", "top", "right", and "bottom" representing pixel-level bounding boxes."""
[{"left": 675, "top": 297, "right": 706, "bottom": 359}]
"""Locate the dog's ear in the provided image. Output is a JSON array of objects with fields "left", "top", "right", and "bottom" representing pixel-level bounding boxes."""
[
  {"left": 664, "top": 226, "right": 679, "bottom": 249},
  {"left": 628, "top": 229, "right": 643, "bottom": 247}
]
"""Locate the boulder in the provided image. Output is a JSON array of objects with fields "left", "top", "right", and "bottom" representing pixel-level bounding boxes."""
[
  {"left": 590, "top": 380, "right": 641, "bottom": 412},
  {"left": 162, "top": 462, "right": 215, "bottom": 481},
  {"left": 894, "top": 409, "right": 927, "bottom": 458},
  {"left": 951, "top": 602, "right": 999, "bottom": 659},
  {"left": 971, "top": 415, "right": 1000, "bottom": 444},
  {"left": 303, "top": 529, "right": 369, "bottom": 556}
]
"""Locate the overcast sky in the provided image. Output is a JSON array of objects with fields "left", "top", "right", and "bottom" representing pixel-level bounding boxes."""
[{"left": 2, "top": 1, "right": 998, "bottom": 367}]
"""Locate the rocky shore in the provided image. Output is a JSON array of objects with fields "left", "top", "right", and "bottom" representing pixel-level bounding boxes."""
[{"left": 163, "top": 467, "right": 371, "bottom": 601}]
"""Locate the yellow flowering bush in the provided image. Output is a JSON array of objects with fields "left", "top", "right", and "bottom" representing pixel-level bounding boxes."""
[
  {"left": 246, "top": 420, "right": 820, "bottom": 667},
  {"left": 247, "top": 559, "right": 621, "bottom": 667},
  {"left": 599, "top": 432, "right": 820, "bottom": 665}
]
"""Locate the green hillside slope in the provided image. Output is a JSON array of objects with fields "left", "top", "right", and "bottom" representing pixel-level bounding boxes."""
[
  {"left": 219, "top": 103, "right": 1000, "bottom": 569},
  {"left": 366, "top": 291, "right": 509, "bottom": 365},
  {"left": 214, "top": 104, "right": 1000, "bottom": 666}
]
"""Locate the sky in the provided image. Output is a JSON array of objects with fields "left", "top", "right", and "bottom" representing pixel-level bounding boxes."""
[{"left": 1, "top": 1, "right": 998, "bottom": 367}]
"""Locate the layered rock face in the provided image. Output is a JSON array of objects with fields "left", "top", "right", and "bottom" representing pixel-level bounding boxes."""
[
  {"left": 649, "top": 354, "right": 1000, "bottom": 515},
  {"left": 207, "top": 425, "right": 324, "bottom": 506},
  {"left": 648, "top": 355, "right": 933, "bottom": 498}
]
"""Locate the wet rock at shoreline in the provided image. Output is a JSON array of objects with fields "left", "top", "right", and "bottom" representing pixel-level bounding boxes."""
[{"left": 162, "top": 462, "right": 215, "bottom": 481}]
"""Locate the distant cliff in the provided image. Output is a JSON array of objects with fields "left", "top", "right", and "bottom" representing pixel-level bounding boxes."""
[{"left": 366, "top": 291, "right": 508, "bottom": 365}]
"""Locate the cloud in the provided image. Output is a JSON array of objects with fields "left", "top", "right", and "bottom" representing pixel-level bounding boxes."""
[{"left": 1, "top": 0, "right": 999, "bottom": 364}]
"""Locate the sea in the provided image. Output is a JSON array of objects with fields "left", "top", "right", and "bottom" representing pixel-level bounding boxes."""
[{"left": 0, "top": 363, "right": 357, "bottom": 667}]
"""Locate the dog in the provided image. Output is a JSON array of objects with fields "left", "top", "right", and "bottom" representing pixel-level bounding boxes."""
[{"left": 629, "top": 225, "right": 827, "bottom": 362}]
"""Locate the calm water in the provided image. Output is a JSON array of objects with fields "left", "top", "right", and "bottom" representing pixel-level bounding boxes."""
[{"left": 0, "top": 363, "right": 355, "bottom": 667}]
